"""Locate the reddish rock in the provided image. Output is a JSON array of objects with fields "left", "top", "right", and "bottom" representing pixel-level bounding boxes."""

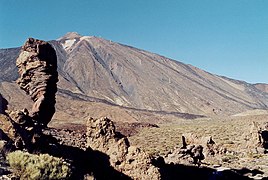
[{"left": 16, "top": 38, "right": 58, "bottom": 127}]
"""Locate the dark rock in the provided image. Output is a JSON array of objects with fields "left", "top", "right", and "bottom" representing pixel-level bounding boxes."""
[{"left": 0, "top": 94, "right": 8, "bottom": 114}]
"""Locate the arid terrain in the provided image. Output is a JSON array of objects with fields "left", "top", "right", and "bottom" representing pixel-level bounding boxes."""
[
  {"left": 130, "top": 112, "right": 268, "bottom": 176},
  {"left": 0, "top": 33, "right": 268, "bottom": 179}
]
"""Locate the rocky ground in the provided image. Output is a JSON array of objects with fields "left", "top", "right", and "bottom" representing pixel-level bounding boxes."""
[
  {"left": 129, "top": 112, "right": 268, "bottom": 179},
  {"left": 2, "top": 114, "right": 265, "bottom": 179}
]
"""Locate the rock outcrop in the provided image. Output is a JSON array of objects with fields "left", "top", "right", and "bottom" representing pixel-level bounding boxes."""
[
  {"left": 0, "top": 38, "right": 58, "bottom": 151},
  {"left": 181, "top": 133, "right": 218, "bottom": 157},
  {"left": 0, "top": 114, "right": 16, "bottom": 141},
  {"left": 16, "top": 38, "right": 58, "bottom": 127},
  {"left": 245, "top": 121, "right": 268, "bottom": 153},
  {"left": 86, "top": 117, "right": 161, "bottom": 180},
  {"left": 165, "top": 133, "right": 218, "bottom": 166}
]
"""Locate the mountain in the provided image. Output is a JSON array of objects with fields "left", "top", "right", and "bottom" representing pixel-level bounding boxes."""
[
  {"left": 1, "top": 32, "right": 268, "bottom": 124},
  {"left": 254, "top": 83, "right": 268, "bottom": 94}
]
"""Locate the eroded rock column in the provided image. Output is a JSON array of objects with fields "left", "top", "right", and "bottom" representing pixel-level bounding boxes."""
[
  {"left": 0, "top": 38, "right": 58, "bottom": 151},
  {"left": 16, "top": 38, "right": 58, "bottom": 127}
]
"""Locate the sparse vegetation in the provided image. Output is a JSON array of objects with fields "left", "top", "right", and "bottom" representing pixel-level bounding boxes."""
[
  {"left": 7, "top": 150, "right": 72, "bottom": 180},
  {"left": 129, "top": 114, "right": 268, "bottom": 177}
]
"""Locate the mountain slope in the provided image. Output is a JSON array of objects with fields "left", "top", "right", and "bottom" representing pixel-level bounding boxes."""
[
  {"left": 254, "top": 83, "right": 268, "bottom": 94},
  {"left": 1, "top": 32, "right": 268, "bottom": 117}
]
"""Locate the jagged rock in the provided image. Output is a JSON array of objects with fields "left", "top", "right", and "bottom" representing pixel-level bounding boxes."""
[
  {"left": 16, "top": 38, "right": 58, "bottom": 127},
  {"left": 0, "top": 111, "right": 35, "bottom": 150},
  {"left": 86, "top": 117, "right": 161, "bottom": 180},
  {"left": 0, "top": 38, "right": 58, "bottom": 152},
  {"left": 165, "top": 145, "right": 205, "bottom": 166},
  {"left": 165, "top": 133, "right": 218, "bottom": 166},
  {"left": 0, "top": 114, "right": 16, "bottom": 141},
  {"left": 181, "top": 133, "right": 217, "bottom": 157},
  {"left": 122, "top": 146, "right": 161, "bottom": 179},
  {"left": 244, "top": 121, "right": 268, "bottom": 153},
  {"left": 86, "top": 117, "right": 129, "bottom": 164},
  {"left": 7, "top": 109, "right": 32, "bottom": 126}
]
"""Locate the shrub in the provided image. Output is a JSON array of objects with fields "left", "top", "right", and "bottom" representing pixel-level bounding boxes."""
[{"left": 7, "top": 150, "right": 72, "bottom": 179}]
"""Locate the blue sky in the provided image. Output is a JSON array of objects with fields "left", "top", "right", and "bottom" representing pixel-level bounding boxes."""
[{"left": 0, "top": 0, "right": 267, "bottom": 83}]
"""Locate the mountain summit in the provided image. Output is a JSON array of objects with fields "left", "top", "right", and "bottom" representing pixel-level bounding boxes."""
[
  {"left": 57, "top": 32, "right": 82, "bottom": 40},
  {"left": 1, "top": 33, "right": 268, "bottom": 119}
]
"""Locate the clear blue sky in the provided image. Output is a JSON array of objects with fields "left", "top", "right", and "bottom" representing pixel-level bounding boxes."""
[{"left": 1, "top": 0, "right": 267, "bottom": 83}]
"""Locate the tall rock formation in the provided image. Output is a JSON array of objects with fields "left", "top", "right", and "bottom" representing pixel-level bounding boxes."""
[
  {"left": 0, "top": 38, "right": 58, "bottom": 150},
  {"left": 16, "top": 38, "right": 58, "bottom": 127}
]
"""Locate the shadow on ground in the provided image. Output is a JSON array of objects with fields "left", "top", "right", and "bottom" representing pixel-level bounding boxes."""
[
  {"left": 44, "top": 139, "right": 131, "bottom": 179},
  {"left": 45, "top": 138, "right": 263, "bottom": 180},
  {"left": 153, "top": 156, "right": 263, "bottom": 180}
]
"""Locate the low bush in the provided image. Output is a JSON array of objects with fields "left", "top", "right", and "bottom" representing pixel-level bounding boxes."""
[
  {"left": 221, "top": 154, "right": 239, "bottom": 163},
  {"left": 7, "top": 150, "right": 72, "bottom": 179}
]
